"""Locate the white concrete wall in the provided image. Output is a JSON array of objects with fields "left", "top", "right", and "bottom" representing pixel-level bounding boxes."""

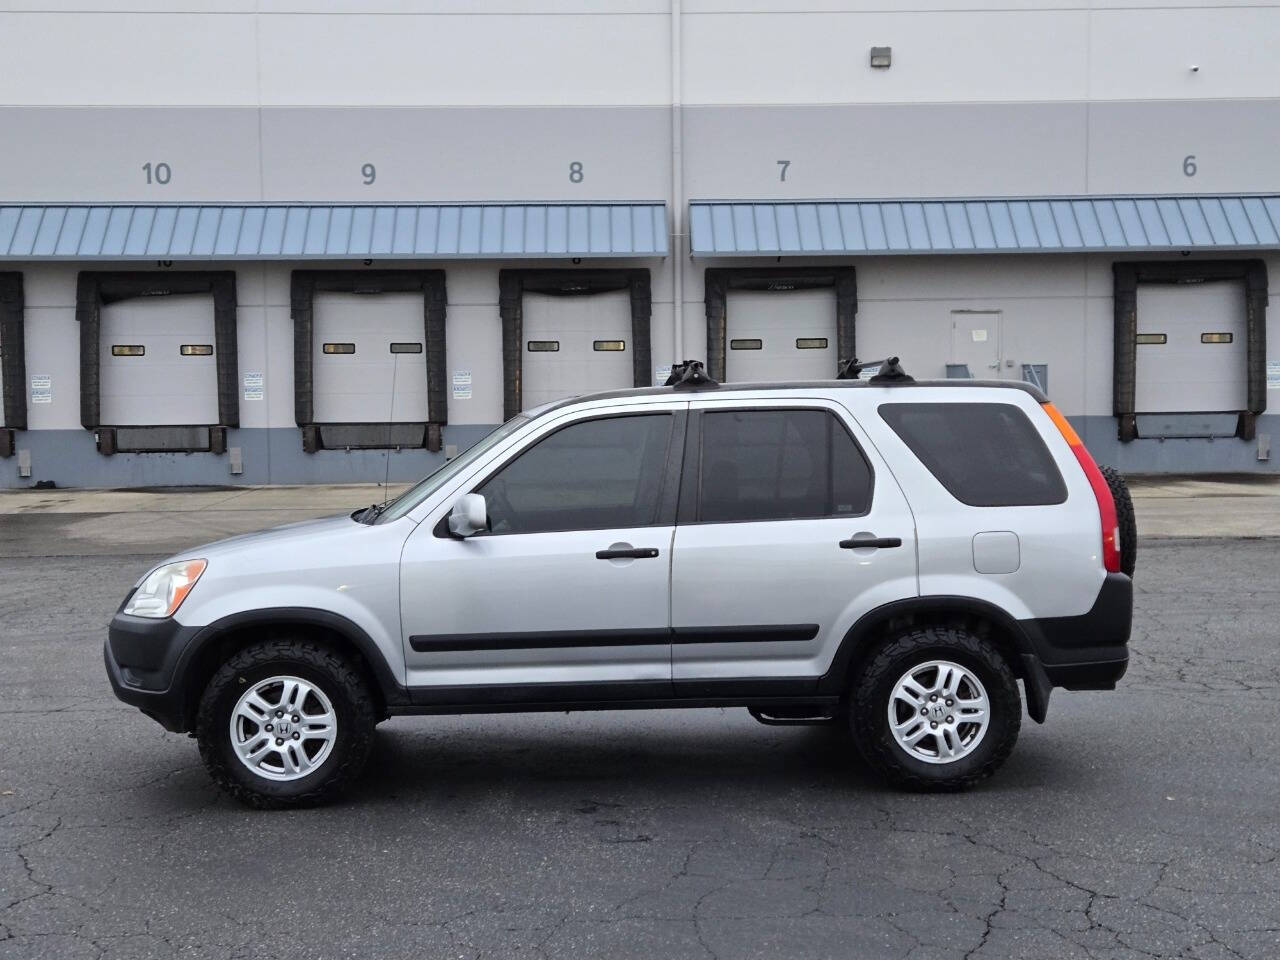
[
  {"left": 2, "top": 3, "right": 1276, "bottom": 207},
  {"left": 3, "top": 2, "right": 1276, "bottom": 107}
]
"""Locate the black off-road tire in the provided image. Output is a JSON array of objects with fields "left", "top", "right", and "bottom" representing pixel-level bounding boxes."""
[
  {"left": 1099, "top": 464, "right": 1137, "bottom": 577},
  {"left": 196, "top": 638, "right": 377, "bottom": 809},
  {"left": 850, "top": 626, "right": 1021, "bottom": 791}
]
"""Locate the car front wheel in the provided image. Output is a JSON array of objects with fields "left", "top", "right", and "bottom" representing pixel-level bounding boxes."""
[
  {"left": 850, "top": 626, "right": 1021, "bottom": 790},
  {"left": 196, "top": 638, "right": 376, "bottom": 809}
]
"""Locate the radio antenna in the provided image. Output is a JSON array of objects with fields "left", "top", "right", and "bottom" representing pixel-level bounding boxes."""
[{"left": 382, "top": 343, "right": 401, "bottom": 508}]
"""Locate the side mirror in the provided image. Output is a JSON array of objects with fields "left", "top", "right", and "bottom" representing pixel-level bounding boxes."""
[{"left": 447, "top": 493, "right": 488, "bottom": 539}]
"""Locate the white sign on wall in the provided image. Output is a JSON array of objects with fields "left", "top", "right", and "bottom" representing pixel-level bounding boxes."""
[
  {"left": 242, "top": 372, "right": 264, "bottom": 400},
  {"left": 30, "top": 375, "right": 51, "bottom": 390},
  {"left": 451, "top": 369, "right": 472, "bottom": 400},
  {"left": 31, "top": 389, "right": 52, "bottom": 404},
  {"left": 1267, "top": 360, "right": 1280, "bottom": 390},
  {"left": 655, "top": 364, "right": 672, "bottom": 385}
]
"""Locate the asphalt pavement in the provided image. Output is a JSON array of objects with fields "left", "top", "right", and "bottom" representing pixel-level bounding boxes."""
[{"left": 1, "top": 494, "right": 1278, "bottom": 959}]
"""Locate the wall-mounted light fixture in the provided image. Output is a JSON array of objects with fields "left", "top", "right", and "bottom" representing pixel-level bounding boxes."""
[{"left": 870, "top": 46, "right": 892, "bottom": 69}]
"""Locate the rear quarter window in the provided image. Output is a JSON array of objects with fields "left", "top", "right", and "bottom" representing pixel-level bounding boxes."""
[{"left": 878, "top": 401, "right": 1067, "bottom": 507}]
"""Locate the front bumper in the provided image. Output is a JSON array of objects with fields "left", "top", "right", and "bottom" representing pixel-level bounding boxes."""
[{"left": 104, "top": 612, "right": 201, "bottom": 732}]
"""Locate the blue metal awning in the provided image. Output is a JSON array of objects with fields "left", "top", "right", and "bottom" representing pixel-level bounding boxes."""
[
  {"left": 690, "top": 195, "right": 1280, "bottom": 256},
  {"left": 0, "top": 203, "right": 667, "bottom": 260}
]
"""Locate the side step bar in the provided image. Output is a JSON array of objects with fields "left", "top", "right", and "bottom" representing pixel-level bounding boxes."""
[{"left": 748, "top": 706, "right": 841, "bottom": 727}]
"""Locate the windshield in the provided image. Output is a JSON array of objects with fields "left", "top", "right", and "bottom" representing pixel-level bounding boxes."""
[{"left": 375, "top": 417, "right": 530, "bottom": 523}]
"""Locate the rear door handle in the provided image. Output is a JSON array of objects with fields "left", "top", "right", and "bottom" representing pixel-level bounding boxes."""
[
  {"left": 839, "top": 536, "right": 903, "bottom": 550},
  {"left": 596, "top": 547, "right": 660, "bottom": 560}
]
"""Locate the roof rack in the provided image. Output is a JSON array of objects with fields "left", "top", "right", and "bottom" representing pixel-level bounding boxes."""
[
  {"left": 665, "top": 360, "right": 720, "bottom": 390},
  {"left": 836, "top": 356, "right": 915, "bottom": 384}
]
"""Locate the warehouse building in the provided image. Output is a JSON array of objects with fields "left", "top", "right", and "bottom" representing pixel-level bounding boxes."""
[{"left": 1, "top": 1, "right": 1277, "bottom": 487}]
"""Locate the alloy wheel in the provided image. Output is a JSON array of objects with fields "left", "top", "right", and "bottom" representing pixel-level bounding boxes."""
[
  {"left": 887, "top": 659, "right": 990, "bottom": 764},
  {"left": 228, "top": 675, "right": 338, "bottom": 782}
]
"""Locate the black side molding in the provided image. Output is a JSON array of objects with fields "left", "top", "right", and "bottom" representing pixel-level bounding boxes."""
[
  {"left": 410, "top": 623, "right": 820, "bottom": 652},
  {"left": 410, "top": 629, "right": 671, "bottom": 653},
  {"left": 671, "top": 624, "right": 819, "bottom": 644}
]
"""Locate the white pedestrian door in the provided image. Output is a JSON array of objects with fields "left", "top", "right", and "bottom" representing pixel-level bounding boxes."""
[
  {"left": 725, "top": 289, "right": 838, "bottom": 381},
  {"left": 522, "top": 291, "right": 632, "bottom": 411},
  {"left": 1135, "top": 282, "right": 1247, "bottom": 413},
  {"left": 950, "top": 311, "right": 1001, "bottom": 379}
]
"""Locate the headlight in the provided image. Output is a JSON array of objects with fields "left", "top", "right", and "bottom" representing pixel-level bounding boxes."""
[{"left": 123, "top": 559, "right": 207, "bottom": 619}]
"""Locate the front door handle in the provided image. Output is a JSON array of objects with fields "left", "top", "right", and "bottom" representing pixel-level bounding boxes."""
[
  {"left": 839, "top": 535, "right": 903, "bottom": 550},
  {"left": 596, "top": 547, "right": 660, "bottom": 560}
]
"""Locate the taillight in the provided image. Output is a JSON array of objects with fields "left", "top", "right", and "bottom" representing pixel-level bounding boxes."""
[{"left": 1041, "top": 403, "right": 1121, "bottom": 573}]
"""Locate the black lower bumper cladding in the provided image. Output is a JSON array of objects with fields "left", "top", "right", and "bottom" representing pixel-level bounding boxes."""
[
  {"left": 1019, "top": 572, "right": 1133, "bottom": 691},
  {"left": 104, "top": 613, "right": 200, "bottom": 732}
]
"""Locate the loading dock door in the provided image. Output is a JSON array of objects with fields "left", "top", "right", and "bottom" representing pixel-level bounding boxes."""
[
  {"left": 1135, "top": 281, "right": 1247, "bottom": 413},
  {"left": 312, "top": 293, "right": 429, "bottom": 424},
  {"left": 724, "top": 289, "right": 837, "bottom": 381},
  {"left": 100, "top": 294, "right": 218, "bottom": 425},
  {"left": 521, "top": 290, "right": 632, "bottom": 410}
]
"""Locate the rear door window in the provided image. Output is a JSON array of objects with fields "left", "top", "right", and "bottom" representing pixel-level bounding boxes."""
[
  {"left": 695, "top": 408, "right": 873, "bottom": 522},
  {"left": 878, "top": 402, "right": 1066, "bottom": 507}
]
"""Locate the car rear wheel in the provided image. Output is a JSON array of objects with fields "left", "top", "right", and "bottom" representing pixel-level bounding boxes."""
[
  {"left": 196, "top": 638, "right": 376, "bottom": 809},
  {"left": 850, "top": 626, "right": 1021, "bottom": 790}
]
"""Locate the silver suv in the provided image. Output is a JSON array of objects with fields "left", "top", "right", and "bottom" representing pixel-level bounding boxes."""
[{"left": 105, "top": 359, "right": 1135, "bottom": 807}]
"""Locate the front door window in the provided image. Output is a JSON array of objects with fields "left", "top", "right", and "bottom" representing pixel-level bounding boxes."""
[{"left": 478, "top": 414, "right": 674, "bottom": 535}]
